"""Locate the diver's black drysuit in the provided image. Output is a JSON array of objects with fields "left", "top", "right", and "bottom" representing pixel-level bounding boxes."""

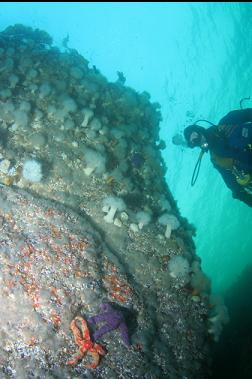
[{"left": 205, "top": 108, "right": 252, "bottom": 206}]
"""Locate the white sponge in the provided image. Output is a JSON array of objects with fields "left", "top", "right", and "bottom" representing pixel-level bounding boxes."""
[
  {"left": 83, "top": 148, "right": 106, "bottom": 176},
  {"left": 22, "top": 159, "right": 42, "bottom": 183},
  {"left": 168, "top": 255, "right": 190, "bottom": 285},
  {"left": 102, "top": 196, "right": 126, "bottom": 224}
]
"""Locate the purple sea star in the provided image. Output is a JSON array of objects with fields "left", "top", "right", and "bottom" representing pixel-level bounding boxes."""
[{"left": 88, "top": 303, "right": 131, "bottom": 347}]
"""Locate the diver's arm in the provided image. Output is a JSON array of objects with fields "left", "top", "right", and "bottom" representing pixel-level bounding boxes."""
[
  {"left": 219, "top": 109, "right": 252, "bottom": 125},
  {"left": 213, "top": 164, "right": 241, "bottom": 192},
  {"left": 232, "top": 190, "right": 252, "bottom": 207},
  {"left": 213, "top": 164, "right": 252, "bottom": 206}
]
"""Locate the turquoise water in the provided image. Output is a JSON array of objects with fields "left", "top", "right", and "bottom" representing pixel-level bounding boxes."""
[{"left": 1, "top": 2, "right": 252, "bottom": 295}]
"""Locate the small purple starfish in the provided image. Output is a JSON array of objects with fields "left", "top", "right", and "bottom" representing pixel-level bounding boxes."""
[{"left": 88, "top": 303, "right": 131, "bottom": 347}]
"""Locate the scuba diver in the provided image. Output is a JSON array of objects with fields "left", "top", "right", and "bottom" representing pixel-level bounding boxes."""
[{"left": 183, "top": 108, "right": 252, "bottom": 207}]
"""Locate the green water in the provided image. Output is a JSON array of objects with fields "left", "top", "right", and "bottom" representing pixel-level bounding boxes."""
[
  {"left": 1, "top": 2, "right": 252, "bottom": 296},
  {"left": 163, "top": 3, "right": 252, "bottom": 295}
]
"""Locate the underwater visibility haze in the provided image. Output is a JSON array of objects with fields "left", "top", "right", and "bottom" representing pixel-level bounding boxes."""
[
  {"left": 0, "top": 2, "right": 252, "bottom": 378},
  {"left": 0, "top": 1, "right": 248, "bottom": 295}
]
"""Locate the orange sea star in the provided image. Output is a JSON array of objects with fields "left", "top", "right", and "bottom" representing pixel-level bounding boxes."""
[{"left": 67, "top": 316, "right": 106, "bottom": 369}]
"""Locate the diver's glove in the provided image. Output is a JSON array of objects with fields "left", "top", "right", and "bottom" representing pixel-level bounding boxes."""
[{"left": 232, "top": 191, "right": 252, "bottom": 207}]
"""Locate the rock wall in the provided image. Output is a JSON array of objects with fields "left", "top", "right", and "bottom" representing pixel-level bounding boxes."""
[{"left": 0, "top": 25, "right": 211, "bottom": 378}]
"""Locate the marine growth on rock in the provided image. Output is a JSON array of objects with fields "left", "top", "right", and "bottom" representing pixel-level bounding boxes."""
[{"left": 0, "top": 24, "right": 212, "bottom": 379}]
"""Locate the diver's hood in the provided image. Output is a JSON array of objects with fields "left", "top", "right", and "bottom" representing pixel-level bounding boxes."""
[{"left": 184, "top": 124, "right": 206, "bottom": 148}]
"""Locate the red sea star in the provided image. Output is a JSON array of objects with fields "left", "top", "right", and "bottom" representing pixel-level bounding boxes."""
[{"left": 67, "top": 316, "right": 106, "bottom": 369}]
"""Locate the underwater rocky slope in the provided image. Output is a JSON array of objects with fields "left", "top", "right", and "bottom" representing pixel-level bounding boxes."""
[{"left": 0, "top": 25, "right": 212, "bottom": 378}]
